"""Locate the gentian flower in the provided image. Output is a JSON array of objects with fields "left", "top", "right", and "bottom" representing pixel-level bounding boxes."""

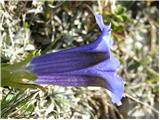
[{"left": 27, "top": 14, "right": 124, "bottom": 105}]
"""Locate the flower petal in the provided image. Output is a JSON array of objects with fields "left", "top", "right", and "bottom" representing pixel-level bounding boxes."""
[
  {"left": 34, "top": 66, "right": 124, "bottom": 105},
  {"left": 30, "top": 51, "right": 107, "bottom": 74},
  {"left": 95, "top": 14, "right": 105, "bottom": 31},
  {"left": 35, "top": 75, "right": 107, "bottom": 88},
  {"left": 101, "top": 72, "right": 124, "bottom": 105},
  {"left": 30, "top": 15, "right": 113, "bottom": 67}
]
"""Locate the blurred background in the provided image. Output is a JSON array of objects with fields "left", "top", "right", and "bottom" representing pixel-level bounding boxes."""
[{"left": 0, "top": 0, "right": 159, "bottom": 119}]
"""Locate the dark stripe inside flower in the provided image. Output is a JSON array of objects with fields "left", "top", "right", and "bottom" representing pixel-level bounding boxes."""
[{"left": 28, "top": 14, "right": 125, "bottom": 106}]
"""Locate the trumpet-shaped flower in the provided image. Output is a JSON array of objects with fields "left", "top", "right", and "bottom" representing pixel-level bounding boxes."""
[{"left": 28, "top": 14, "right": 124, "bottom": 105}]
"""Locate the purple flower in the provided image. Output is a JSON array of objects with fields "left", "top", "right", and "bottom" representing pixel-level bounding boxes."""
[{"left": 28, "top": 14, "right": 124, "bottom": 105}]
